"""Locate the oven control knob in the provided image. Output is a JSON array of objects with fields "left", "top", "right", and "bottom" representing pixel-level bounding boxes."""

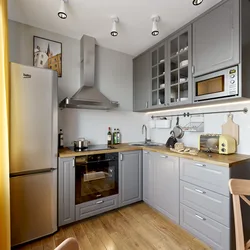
[
  {"left": 230, "top": 75, "right": 235, "bottom": 78},
  {"left": 221, "top": 148, "right": 226, "bottom": 152},
  {"left": 221, "top": 143, "right": 225, "bottom": 147},
  {"left": 230, "top": 80, "right": 235, "bottom": 84}
]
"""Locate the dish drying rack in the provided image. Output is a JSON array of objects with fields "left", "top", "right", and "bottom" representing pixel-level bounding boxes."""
[{"left": 182, "top": 115, "right": 204, "bottom": 132}]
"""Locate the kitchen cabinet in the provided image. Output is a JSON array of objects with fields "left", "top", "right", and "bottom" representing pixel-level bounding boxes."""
[
  {"left": 133, "top": 52, "right": 151, "bottom": 111},
  {"left": 179, "top": 158, "right": 232, "bottom": 249},
  {"left": 142, "top": 150, "right": 154, "bottom": 206},
  {"left": 58, "top": 157, "right": 75, "bottom": 226},
  {"left": 119, "top": 151, "right": 142, "bottom": 207},
  {"left": 167, "top": 25, "right": 192, "bottom": 106},
  {"left": 193, "top": 0, "right": 240, "bottom": 77},
  {"left": 154, "top": 153, "right": 180, "bottom": 223},
  {"left": 150, "top": 43, "right": 167, "bottom": 108}
]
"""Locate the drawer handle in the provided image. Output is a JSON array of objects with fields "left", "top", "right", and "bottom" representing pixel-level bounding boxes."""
[
  {"left": 195, "top": 214, "right": 206, "bottom": 221},
  {"left": 96, "top": 200, "right": 104, "bottom": 204},
  {"left": 144, "top": 151, "right": 149, "bottom": 154},
  {"left": 160, "top": 155, "right": 168, "bottom": 158},
  {"left": 195, "top": 163, "right": 206, "bottom": 167},
  {"left": 195, "top": 188, "right": 206, "bottom": 194}
]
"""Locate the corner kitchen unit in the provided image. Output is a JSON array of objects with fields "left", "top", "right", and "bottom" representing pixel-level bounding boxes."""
[{"left": 58, "top": 144, "right": 250, "bottom": 250}]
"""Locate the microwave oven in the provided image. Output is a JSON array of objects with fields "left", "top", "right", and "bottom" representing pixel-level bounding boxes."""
[{"left": 194, "top": 66, "right": 239, "bottom": 102}]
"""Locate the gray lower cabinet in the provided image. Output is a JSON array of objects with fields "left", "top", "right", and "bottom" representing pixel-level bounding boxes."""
[
  {"left": 154, "top": 153, "right": 180, "bottom": 223},
  {"left": 143, "top": 150, "right": 154, "bottom": 206},
  {"left": 119, "top": 151, "right": 142, "bottom": 207},
  {"left": 133, "top": 52, "right": 151, "bottom": 111},
  {"left": 193, "top": 0, "right": 240, "bottom": 76},
  {"left": 180, "top": 158, "right": 231, "bottom": 249},
  {"left": 180, "top": 158, "right": 230, "bottom": 196},
  {"left": 180, "top": 204, "right": 230, "bottom": 250},
  {"left": 75, "top": 195, "right": 118, "bottom": 221},
  {"left": 58, "top": 157, "right": 75, "bottom": 226}
]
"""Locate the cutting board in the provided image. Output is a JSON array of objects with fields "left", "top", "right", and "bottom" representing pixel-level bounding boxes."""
[{"left": 222, "top": 114, "right": 239, "bottom": 145}]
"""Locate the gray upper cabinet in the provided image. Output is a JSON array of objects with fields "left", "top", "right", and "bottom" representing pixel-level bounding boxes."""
[
  {"left": 58, "top": 157, "right": 75, "bottom": 226},
  {"left": 143, "top": 151, "right": 154, "bottom": 206},
  {"left": 133, "top": 52, "right": 151, "bottom": 111},
  {"left": 154, "top": 153, "right": 180, "bottom": 223},
  {"left": 150, "top": 43, "right": 167, "bottom": 109},
  {"left": 193, "top": 0, "right": 240, "bottom": 77},
  {"left": 167, "top": 25, "right": 192, "bottom": 106},
  {"left": 119, "top": 151, "right": 142, "bottom": 207}
]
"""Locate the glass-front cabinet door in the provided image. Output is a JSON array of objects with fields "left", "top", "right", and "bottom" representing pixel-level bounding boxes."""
[
  {"left": 167, "top": 26, "right": 192, "bottom": 106},
  {"left": 151, "top": 43, "right": 166, "bottom": 108}
]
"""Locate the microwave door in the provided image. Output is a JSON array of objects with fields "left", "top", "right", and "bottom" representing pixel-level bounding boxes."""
[{"left": 194, "top": 67, "right": 237, "bottom": 102}]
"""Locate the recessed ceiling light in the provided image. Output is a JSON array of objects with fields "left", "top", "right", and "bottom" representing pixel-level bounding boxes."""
[
  {"left": 151, "top": 16, "right": 160, "bottom": 37},
  {"left": 111, "top": 16, "right": 119, "bottom": 37},
  {"left": 58, "top": 0, "right": 68, "bottom": 20},
  {"left": 193, "top": 0, "right": 203, "bottom": 6}
]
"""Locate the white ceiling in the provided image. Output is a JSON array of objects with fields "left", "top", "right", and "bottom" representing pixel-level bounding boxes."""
[{"left": 8, "top": 0, "right": 222, "bottom": 56}]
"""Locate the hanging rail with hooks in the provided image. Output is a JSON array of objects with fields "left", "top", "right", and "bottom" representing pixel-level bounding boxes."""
[{"left": 151, "top": 107, "right": 248, "bottom": 119}]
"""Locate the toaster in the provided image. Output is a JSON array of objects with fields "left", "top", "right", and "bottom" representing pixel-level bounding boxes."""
[{"left": 198, "top": 134, "right": 236, "bottom": 155}]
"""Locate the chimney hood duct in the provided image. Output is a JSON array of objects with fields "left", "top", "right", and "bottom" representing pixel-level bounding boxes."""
[{"left": 59, "top": 35, "right": 119, "bottom": 110}]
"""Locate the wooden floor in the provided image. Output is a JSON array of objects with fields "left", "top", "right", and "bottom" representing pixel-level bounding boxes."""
[{"left": 15, "top": 202, "right": 210, "bottom": 250}]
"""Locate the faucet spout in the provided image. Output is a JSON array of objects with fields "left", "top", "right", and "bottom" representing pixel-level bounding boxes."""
[{"left": 142, "top": 124, "right": 148, "bottom": 144}]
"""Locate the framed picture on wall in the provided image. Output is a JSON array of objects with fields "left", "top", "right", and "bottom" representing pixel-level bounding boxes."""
[{"left": 33, "top": 36, "right": 62, "bottom": 77}]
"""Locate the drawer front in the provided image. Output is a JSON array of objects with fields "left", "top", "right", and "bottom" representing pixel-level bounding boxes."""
[
  {"left": 76, "top": 195, "right": 118, "bottom": 221},
  {"left": 180, "top": 158, "right": 230, "bottom": 196},
  {"left": 180, "top": 181, "right": 230, "bottom": 227},
  {"left": 180, "top": 204, "right": 230, "bottom": 250}
]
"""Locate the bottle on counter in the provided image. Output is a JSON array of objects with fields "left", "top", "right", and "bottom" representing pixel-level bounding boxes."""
[
  {"left": 113, "top": 129, "right": 117, "bottom": 144},
  {"left": 58, "top": 129, "right": 64, "bottom": 148},
  {"left": 117, "top": 129, "right": 121, "bottom": 144},
  {"left": 107, "top": 127, "right": 112, "bottom": 145}
]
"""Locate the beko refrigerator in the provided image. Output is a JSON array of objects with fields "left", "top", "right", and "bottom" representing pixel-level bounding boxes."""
[{"left": 10, "top": 63, "right": 58, "bottom": 246}]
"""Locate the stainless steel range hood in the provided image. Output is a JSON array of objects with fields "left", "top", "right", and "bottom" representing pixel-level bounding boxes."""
[{"left": 59, "top": 35, "right": 119, "bottom": 110}]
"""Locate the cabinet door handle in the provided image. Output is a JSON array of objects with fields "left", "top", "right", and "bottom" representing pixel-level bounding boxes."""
[
  {"left": 145, "top": 102, "right": 148, "bottom": 108},
  {"left": 192, "top": 65, "right": 195, "bottom": 74},
  {"left": 195, "top": 188, "right": 206, "bottom": 194},
  {"left": 195, "top": 214, "right": 206, "bottom": 221},
  {"left": 195, "top": 163, "right": 206, "bottom": 167},
  {"left": 120, "top": 154, "right": 123, "bottom": 161},
  {"left": 96, "top": 200, "right": 104, "bottom": 204},
  {"left": 160, "top": 155, "right": 168, "bottom": 158},
  {"left": 72, "top": 159, "right": 75, "bottom": 167}
]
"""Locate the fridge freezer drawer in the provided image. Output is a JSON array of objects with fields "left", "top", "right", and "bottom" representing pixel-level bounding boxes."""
[{"left": 10, "top": 170, "right": 57, "bottom": 246}]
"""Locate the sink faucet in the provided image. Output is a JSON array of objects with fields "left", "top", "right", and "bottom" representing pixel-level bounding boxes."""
[{"left": 142, "top": 125, "right": 150, "bottom": 144}]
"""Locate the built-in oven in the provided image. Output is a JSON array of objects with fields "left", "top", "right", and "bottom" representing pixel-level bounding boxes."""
[
  {"left": 75, "top": 153, "right": 118, "bottom": 204},
  {"left": 194, "top": 66, "right": 239, "bottom": 102}
]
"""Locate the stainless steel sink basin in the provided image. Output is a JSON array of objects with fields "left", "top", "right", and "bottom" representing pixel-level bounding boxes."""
[{"left": 129, "top": 142, "right": 163, "bottom": 147}]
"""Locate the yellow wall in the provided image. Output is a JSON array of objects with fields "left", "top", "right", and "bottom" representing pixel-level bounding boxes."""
[{"left": 0, "top": 0, "right": 11, "bottom": 249}]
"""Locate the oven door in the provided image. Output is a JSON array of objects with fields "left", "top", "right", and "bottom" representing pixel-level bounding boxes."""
[
  {"left": 194, "top": 66, "right": 238, "bottom": 102},
  {"left": 75, "top": 155, "right": 118, "bottom": 204}
]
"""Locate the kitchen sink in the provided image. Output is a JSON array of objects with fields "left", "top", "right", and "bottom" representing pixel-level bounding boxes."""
[{"left": 129, "top": 142, "right": 163, "bottom": 147}]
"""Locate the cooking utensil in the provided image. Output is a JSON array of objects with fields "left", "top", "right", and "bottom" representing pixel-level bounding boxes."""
[
  {"left": 74, "top": 138, "right": 90, "bottom": 149},
  {"left": 166, "top": 131, "right": 177, "bottom": 148},
  {"left": 172, "top": 117, "right": 184, "bottom": 139},
  {"left": 222, "top": 114, "right": 239, "bottom": 145}
]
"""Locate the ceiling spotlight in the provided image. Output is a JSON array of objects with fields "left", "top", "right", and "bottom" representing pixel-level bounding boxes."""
[
  {"left": 58, "top": 0, "right": 68, "bottom": 19},
  {"left": 192, "top": 0, "right": 203, "bottom": 6},
  {"left": 111, "top": 16, "right": 119, "bottom": 37},
  {"left": 151, "top": 16, "right": 160, "bottom": 37}
]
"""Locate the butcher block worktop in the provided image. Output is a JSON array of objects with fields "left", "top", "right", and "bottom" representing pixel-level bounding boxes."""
[{"left": 58, "top": 143, "right": 250, "bottom": 168}]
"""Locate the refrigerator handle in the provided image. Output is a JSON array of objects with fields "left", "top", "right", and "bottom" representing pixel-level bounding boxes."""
[{"left": 10, "top": 168, "right": 57, "bottom": 178}]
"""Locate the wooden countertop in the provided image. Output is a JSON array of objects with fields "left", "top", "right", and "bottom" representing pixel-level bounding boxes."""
[{"left": 59, "top": 143, "right": 250, "bottom": 168}]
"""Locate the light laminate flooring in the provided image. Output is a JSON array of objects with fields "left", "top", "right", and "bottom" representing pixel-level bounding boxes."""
[{"left": 15, "top": 202, "right": 210, "bottom": 250}]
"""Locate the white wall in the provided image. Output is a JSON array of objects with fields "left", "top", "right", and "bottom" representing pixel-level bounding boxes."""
[
  {"left": 8, "top": 20, "right": 146, "bottom": 145},
  {"left": 147, "top": 101, "right": 250, "bottom": 155}
]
